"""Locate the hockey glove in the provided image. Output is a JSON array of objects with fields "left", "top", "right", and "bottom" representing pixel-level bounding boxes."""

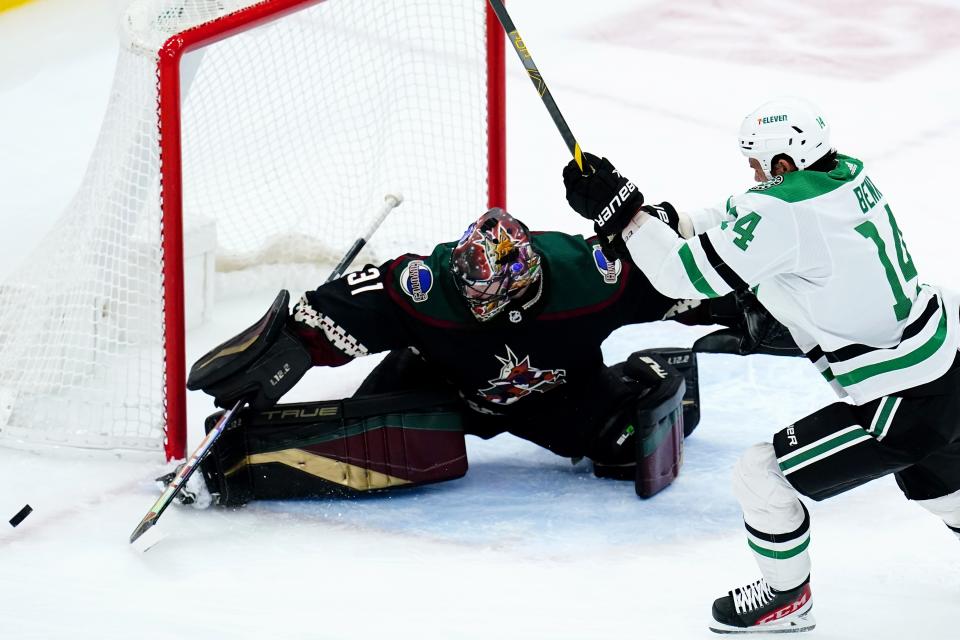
[
  {"left": 640, "top": 201, "right": 681, "bottom": 237},
  {"left": 690, "top": 291, "right": 802, "bottom": 357},
  {"left": 597, "top": 202, "right": 686, "bottom": 258},
  {"left": 562, "top": 153, "right": 643, "bottom": 236},
  {"left": 187, "top": 290, "right": 314, "bottom": 410}
]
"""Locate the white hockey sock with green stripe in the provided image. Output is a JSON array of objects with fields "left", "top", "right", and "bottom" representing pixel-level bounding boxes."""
[
  {"left": 733, "top": 443, "right": 811, "bottom": 591},
  {"left": 745, "top": 504, "right": 811, "bottom": 591},
  {"left": 914, "top": 488, "right": 960, "bottom": 540}
]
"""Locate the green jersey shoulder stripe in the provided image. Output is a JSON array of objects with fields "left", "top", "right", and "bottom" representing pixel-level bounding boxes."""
[{"left": 746, "top": 155, "right": 863, "bottom": 204}]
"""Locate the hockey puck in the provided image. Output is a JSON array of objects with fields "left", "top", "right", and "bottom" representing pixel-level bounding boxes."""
[{"left": 9, "top": 504, "right": 32, "bottom": 528}]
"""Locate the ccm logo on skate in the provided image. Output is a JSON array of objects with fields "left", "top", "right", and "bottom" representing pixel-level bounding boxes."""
[
  {"left": 270, "top": 363, "right": 292, "bottom": 386},
  {"left": 594, "top": 181, "right": 639, "bottom": 227},
  {"left": 756, "top": 585, "right": 811, "bottom": 625}
]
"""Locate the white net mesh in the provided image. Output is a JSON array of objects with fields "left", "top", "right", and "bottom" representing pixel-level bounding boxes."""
[{"left": 0, "top": 0, "right": 492, "bottom": 453}]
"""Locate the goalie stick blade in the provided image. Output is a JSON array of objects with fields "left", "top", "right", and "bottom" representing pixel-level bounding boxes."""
[
  {"left": 128, "top": 399, "right": 244, "bottom": 545},
  {"left": 128, "top": 209, "right": 383, "bottom": 545},
  {"left": 130, "top": 523, "right": 167, "bottom": 553},
  {"left": 129, "top": 514, "right": 159, "bottom": 545},
  {"left": 129, "top": 474, "right": 184, "bottom": 543}
]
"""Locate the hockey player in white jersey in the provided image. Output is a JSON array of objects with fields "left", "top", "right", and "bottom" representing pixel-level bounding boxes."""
[{"left": 560, "top": 97, "right": 960, "bottom": 633}]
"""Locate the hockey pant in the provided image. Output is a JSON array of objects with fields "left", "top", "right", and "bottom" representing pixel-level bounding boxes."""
[{"left": 734, "top": 352, "right": 960, "bottom": 590}]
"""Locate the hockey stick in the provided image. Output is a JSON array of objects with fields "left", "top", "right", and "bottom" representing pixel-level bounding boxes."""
[
  {"left": 129, "top": 193, "right": 404, "bottom": 546},
  {"left": 487, "top": 0, "right": 587, "bottom": 172},
  {"left": 328, "top": 193, "right": 404, "bottom": 280},
  {"left": 129, "top": 398, "right": 243, "bottom": 545}
]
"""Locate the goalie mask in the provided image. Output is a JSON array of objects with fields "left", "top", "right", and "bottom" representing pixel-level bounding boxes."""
[{"left": 450, "top": 208, "right": 542, "bottom": 322}]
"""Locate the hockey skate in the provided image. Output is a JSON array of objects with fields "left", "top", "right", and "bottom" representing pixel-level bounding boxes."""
[
  {"left": 709, "top": 576, "right": 815, "bottom": 634},
  {"left": 155, "top": 464, "right": 214, "bottom": 510}
]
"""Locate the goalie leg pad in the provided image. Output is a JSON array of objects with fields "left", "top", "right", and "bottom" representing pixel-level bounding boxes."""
[{"left": 199, "top": 389, "right": 467, "bottom": 505}]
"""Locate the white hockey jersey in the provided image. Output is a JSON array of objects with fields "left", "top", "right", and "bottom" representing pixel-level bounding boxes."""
[{"left": 624, "top": 154, "right": 960, "bottom": 404}]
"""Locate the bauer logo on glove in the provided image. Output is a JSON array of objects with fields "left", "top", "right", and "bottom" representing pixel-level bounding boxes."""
[
  {"left": 596, "top": 180, "right": 641, "bottom": 228},
  {"left": 562, "top": 152, "right": 643, "bottom": 237}
]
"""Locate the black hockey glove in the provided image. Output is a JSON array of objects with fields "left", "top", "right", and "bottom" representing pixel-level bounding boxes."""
[
  {"left": 187, "top": 290, "right": 313, "bottom": 410},
  {"left": 562, "top": 153, "right": 644, "bottom": 237},
  {"left": 688, "top": 291, "right": 803, "bottom": 357},
  {"left": 640, "top": 201, "right": 681, "bottom": 237}
]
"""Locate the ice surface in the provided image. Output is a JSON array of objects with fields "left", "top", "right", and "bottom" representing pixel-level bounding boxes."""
[{"left": 2, "top": 1, "right": 959, "bottom": 638}]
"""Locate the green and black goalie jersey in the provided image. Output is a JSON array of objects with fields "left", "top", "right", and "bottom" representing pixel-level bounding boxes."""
[{"left": 290, "top": 231, "right": 677, "bottom": 418}]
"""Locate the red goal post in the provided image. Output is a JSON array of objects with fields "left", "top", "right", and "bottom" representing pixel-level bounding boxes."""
[
  {"left": 0, "top": 0, "right": 505, "bottom": 461},
  {"left": 157, "top": 1, "right": 507, "bottom": 459}
]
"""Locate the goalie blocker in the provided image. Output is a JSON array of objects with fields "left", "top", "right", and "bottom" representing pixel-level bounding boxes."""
[
  {"left": 593, "top": 350, "right": 688, "bottom": 498},
  {"left": 191, "top": 351, "right": 690, "bottom": 505}
]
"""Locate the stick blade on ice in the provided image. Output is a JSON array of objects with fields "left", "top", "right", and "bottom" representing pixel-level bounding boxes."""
[
  {"left": 130, "top": 525, "right": 167, "bottom": 553},
  {"left": 130, "top": 512, "right": 159, "bottom": 544}
]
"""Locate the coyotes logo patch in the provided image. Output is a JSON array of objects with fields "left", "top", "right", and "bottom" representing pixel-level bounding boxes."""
[{"left": 478, "top": 345, "right": 566, "bottom": 405}]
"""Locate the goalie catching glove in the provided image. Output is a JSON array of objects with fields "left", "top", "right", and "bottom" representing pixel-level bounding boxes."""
[
  {"left": 671, "top": 291, "right": 803, "bottom": 357},
  {"left": 187, "top": 290, "right": 313, "bottom": 410}
]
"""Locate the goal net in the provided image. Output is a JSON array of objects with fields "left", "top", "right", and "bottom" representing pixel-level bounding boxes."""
[{"left": 0, "top": 0, "right": 504, "bottom": 459}]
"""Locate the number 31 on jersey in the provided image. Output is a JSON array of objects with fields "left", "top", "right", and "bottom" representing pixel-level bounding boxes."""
[{"left": 346, "top": 266, "right": 383, "bottom": 295}]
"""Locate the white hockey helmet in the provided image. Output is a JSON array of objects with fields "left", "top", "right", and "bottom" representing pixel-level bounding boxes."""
[{"left": 738, "top": 97, "right": 831, "bottom": 179}]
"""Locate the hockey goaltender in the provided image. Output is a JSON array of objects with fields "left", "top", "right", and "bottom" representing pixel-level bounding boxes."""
[{"left": 175, "top": 208, "right": 786, "bottom": 508}]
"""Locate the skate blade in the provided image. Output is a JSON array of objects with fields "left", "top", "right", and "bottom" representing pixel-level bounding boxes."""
[{"left": 709, "top": 612, "right": 816, "bottom": 634}]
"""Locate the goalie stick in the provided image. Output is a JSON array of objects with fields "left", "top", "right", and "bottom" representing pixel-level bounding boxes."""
[
  {"left": 129, "top": 193, "right": 404, "bottom": 545},
  {"left": 487, "top": 0, "right": 588, "bottom": 172},
  {"left": 328, "top": 193, "right": 403, "bottom": 280}
]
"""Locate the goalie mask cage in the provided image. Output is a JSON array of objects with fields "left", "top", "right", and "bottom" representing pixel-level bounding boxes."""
[{"left": 0, "top": 0, "right": 506, "bottom": 460}]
